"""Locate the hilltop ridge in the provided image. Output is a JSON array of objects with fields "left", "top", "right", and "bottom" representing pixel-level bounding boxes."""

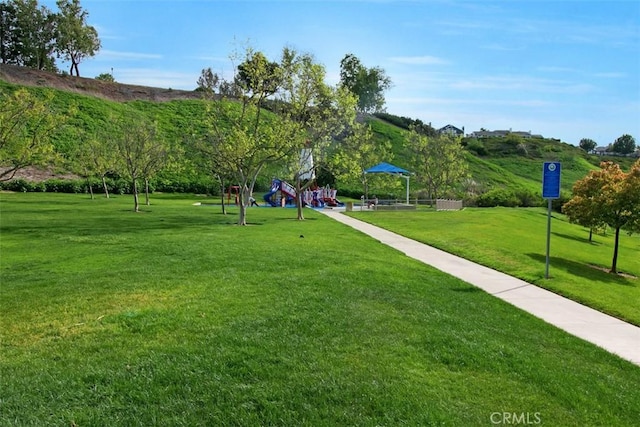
[{"left": 0, "top": 63, "right": 201, "bottom": 103}]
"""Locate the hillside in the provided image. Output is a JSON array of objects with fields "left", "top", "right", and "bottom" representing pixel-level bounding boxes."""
[{"left": 1, "top": 64, "right": 632, "bottom": 202}]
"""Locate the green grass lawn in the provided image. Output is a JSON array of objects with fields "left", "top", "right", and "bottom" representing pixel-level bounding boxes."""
[
  {"left": 349, "top": 207, "right": 640, "bottom": 326},
  {"left": 1, "top": 193, "right": 639, "bottom": 426}
]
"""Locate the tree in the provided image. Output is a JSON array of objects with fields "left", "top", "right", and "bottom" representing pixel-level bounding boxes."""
[
  {"left": 339, "top": 53, "right": 392, "bottom": 114},
  {"left": 201, "top": 48, "right": 303, "bottom": 226},
  {"left": 68, "top": 127, "right": 116, "bottom": 198},
  {"left": 95, "top": 72, "right": 115, "bottom": 82},
  {"left": 1, "top": 0, "right": 57, "bottom": 70},
  {"left": 113, "top": 115, "right": 165, "bottom": 212},
  {"left": 579, "top": 138, "right": 597, "bottom": 153},
  {"left": 0, "top": 88, "right": 63, "bottom": 181},
  {"left": 276, "top": 48, "right": 358, "bottom": 220},
  {"left": 406, "top": 129, "right": 469, "bottom": 200},
  {"left": 196, "top": 67, "right": 220, "bottom": 95},
  {"left": 328, "top": 121, "right": 392, "bottom": 199},
  {"left": 55, "top": 0, "right": 100, "bottom": 76},
  {"left": 560, "top": 162, "right": 607, "bottom": 242},
  {"left": 0, "top": 1, "right": 19, "bottom": 64},
  {"left": 611, "top": 134, "right": 636, "bottom": 155},
  {"left": 563, "top": 160, "right": 640, "bottom": 273}
]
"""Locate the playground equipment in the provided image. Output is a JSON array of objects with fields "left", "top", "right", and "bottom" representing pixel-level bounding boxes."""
[
  {"left": 302, "top": 184, "right": 343, "bottom": 207},
  {"left": 263, "top": 179, "right": 343, "bottom": 208},
  {"left": 227, "top": 185, "right": 240, "bottom": 205},
  {"left": 263, "top": 179, "right": 296, "bottom": 207}
]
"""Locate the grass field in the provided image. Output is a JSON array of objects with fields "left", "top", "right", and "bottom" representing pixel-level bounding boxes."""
[
  {"left": 1, "top": 193, "right": 639, "bottom": 426},
  {"left": 349, "top": 207, "right": 640, "bottom": 326}
]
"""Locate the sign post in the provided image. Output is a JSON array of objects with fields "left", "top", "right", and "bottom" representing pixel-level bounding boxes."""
[{"left": 542, "top": 162, "right": 561, "bottom": 279}]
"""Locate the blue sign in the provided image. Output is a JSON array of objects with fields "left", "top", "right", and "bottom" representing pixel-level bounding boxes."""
[{"left": 542, "top": 162, "right": 561, "bottom": 199}]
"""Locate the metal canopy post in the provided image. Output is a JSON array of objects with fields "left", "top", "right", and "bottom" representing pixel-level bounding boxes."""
[{"left": 405, "top": 175, "right": 410, "bottom": 204}]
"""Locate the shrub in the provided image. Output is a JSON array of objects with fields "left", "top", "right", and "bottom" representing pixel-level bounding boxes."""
[
  {"left": 43, "top": 179, "right": 86, "bottom": 193},
  {"left": 476, "top": 188, "right": 520, "bottom": 207},
  {"left": 1, "top": 179, "right": 34, "bottom": 192},
  {"left": 467, "top": 140, "right": 488, "bottom": 156},
  {"left": 514, "top": 189, "right": 543, "bottom": 207}
]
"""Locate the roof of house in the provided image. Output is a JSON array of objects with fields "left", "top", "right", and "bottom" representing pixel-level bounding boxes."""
[{"left": 438, "top": 124, "right": 464, "bottom": 133}]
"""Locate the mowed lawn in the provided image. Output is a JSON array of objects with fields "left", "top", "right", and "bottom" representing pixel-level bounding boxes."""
[
  {"left": 350, "top": 207, "right": 640, "bottom": 327},
  {"left": 1, "top": 193, "right": 639, "bottom": 426}
]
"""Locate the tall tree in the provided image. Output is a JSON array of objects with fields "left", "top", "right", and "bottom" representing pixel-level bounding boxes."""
[
  {"left": 0, "top": 88, "right": 64, "bottom": 181},
  {"left": 1, "top": 0, "right": 57, "bottom": 70},
  {"left": 55, "top": 0, "right": 100, "bottom": 76},
  {"left": 611, "top": 134, "right": 636, "bottom": 155},
  {"left": 406, "top": 129, "right": 469, "bottom": 200},
  {"left": 339, "top": 53, "right": 392, "bottom": 114},
  {"left": 0, "top": 1, "right": 18, "bottom": 64},
  {"left": 563, "top": 160, "right": 640, "bottom": 273},
  {"left": 578, "top": 138, "right": 597, "bottom": 153}
]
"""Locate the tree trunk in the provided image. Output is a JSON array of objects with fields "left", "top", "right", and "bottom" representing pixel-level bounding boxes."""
[
  {"left": 101, "top": 176, "right": 110, "bottom": 198},
  {"left": 588, "top": 228, "right": 593, "bottom": 243},
  {"left": 296, "top": 177, "right": 305, "bottom": 221},
  {"left": 144, "top": 178, "right": 150, "bottom": 205},
  {"left": 217, "top": 175, "right": 226, "bottom": 215},
  {"left": 87, "top": 178, "right": 94, "bottom": 199},
  {"left": 238, "top": 185, "right": 250, "bottom": 226},
  {"left": 133, "top": 179, "right": 139, "bottom": 212},
  {"left": 610, "top": 226, "right": 620, "bottom": 274}
]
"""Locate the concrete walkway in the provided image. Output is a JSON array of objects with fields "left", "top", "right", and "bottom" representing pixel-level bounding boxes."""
[{"left": 320, "top": 209, "right": 640, "bottom": 367}]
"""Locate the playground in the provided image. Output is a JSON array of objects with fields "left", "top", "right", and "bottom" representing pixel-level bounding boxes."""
[{"left": 227, "top": 178, "right": 344, "bottom": 209}]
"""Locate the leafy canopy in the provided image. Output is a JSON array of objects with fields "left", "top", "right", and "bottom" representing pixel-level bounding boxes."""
[{"left": 563, "top": 160, "right": 640, "bottom": 273}]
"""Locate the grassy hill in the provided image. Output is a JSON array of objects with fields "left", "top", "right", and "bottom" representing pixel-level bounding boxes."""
[{"left": 1, "top": 64, "right": 635, "bottom": 202}]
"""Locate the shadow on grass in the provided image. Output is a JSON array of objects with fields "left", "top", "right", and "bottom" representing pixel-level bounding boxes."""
[
  {"left": 552, "top": 231, "right": 603, "bottom": 246},
  {"left": 526, "top": 253, "right": 635, "bottom": 286},
  {"left": 450, "top": 286, "right": 483, "bottom": 293}
]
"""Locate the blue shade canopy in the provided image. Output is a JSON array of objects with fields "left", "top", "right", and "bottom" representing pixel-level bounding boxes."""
[
  {"left": 364, "top": 162, "right": 410, "bottom": 175},
  {"left": 364, "top": 162, "right": 412, "bottom": 204}
]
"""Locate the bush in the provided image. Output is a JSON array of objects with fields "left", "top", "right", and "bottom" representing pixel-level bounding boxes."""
[
  {"left": 1, "top": 179, "right": 35, "bottom": 192},
  {"left": 467, "top": 140, "right": 488, "bottom": 156},
  {"left": 476, "top": 188, "right": 520, "bottom": 207},
  {"left": 514, "top": 189, "right": 543, "bottom": 207},
  {"left": 44, "top": 179, "right": 85, "bottom": 193}
]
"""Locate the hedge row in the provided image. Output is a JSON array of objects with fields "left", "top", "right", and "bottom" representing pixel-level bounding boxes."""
[
  {"left": 0, "top": 177, "right": 217, "bottom": 195},
  {"left": 465, "top": 188, "right": 571, "bottom": 212}
]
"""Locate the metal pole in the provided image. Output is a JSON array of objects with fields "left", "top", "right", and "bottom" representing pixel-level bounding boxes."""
[
  {"left": 545, "top": 198, "right": 552, "bottom": 279},
  {"left": 405, "top": 176, "right": 410, "bottom": 204}
]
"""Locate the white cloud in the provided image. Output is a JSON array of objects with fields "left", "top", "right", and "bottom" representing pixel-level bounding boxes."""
[{"left": 98, "top": 50, "right": 163, "bottom": 61}]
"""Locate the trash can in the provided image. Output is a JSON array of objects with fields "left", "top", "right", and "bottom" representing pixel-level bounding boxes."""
[{"left": 346, "top": 201, "right": 353, "bottom": 212}]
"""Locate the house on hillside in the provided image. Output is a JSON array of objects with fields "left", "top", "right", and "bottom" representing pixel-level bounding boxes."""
[
  {"left": 593, "top": 146, "right": 610, "bottom": 156},
  {"left": 468, "top": 129, "right": 543, "bottom": 139},
  {"left": 438, "top": 124, "right": 464, "bottom": 137}
]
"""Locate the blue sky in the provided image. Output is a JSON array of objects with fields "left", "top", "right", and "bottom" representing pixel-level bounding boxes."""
[{"left": 42, "top": 0, "right": 639, "bottom": 146}]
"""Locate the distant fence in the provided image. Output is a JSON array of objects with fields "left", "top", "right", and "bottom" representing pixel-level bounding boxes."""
[
  {"left": 436, "top": 199, "right": 463, "bottom": 211},
  {"left": 357, "top": 198, "right": 463, "bottom": 211}
]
